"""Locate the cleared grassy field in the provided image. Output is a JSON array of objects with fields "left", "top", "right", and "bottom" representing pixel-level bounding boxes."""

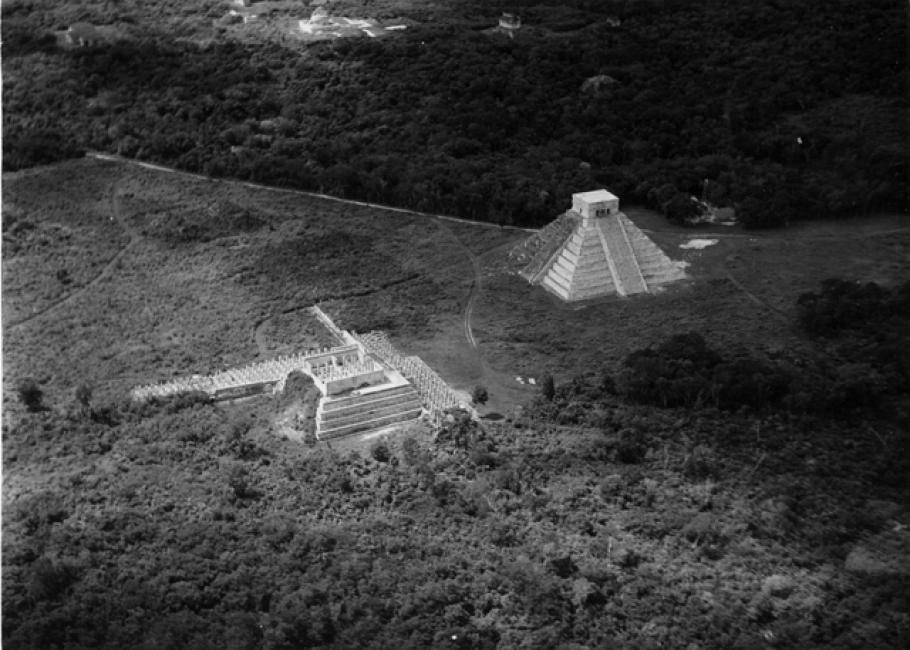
[
  {"left": 1, "top": 158, "right": 511, "bottom": 409},
  {"left": 3, "top": 158, "right": 908, "bottom": 416}
]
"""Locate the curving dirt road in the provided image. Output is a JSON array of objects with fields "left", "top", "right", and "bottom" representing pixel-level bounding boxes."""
[
  {"left": 88, "top": 152, "right": 537, "bottom": 233},
  {"left": 463, "top": 250, "right": 481, "bottom": 350}
]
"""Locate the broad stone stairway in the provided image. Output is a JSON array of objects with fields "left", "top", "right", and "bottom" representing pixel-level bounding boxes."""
[
  {"left": 316, "top": 383, "right": 422, "bottom": 440},
  {"left": 540, "top": 223, "right": 618, "bottom": 300},
  {"left": 619, "top": 216, "right": 688, "bottom": 287},
  {"left": 596, "top": 213, "right": 648, "bottom": 295}
]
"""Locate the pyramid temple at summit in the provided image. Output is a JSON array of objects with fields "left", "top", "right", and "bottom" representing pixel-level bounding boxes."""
[{"left": 514, "top": 190, "right": 688, "bottom": 302}]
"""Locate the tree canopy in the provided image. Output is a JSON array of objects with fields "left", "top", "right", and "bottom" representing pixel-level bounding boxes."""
[{"left": 3, "top": 0, "right": 906, "bottom": 228}]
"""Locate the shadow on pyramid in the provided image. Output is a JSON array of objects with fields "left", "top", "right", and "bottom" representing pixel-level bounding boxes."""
[{"left": 513, "top": 190, "right": 688, "bottom": 301}]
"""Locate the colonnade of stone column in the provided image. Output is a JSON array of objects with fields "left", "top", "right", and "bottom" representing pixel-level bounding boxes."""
[{"left": 352, "top": 330, "right": 460, "bottom": 419}]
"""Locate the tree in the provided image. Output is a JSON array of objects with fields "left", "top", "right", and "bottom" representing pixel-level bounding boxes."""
[
  {"left": 737, "top": 194, "right": 789, "bottom": 229},
  {"left": 74, "top": 384, "right": 92, "bottom": 411},
  {"left": 540, "top": 374, "right": 555, "bottom": 401},
  {"left": 370, "top": 439, "right": 391, "bottom": 463},
  {"left": 663, "top": 192, "right": 702, "bottom": 225},
  {"left": 17, "top": 378, "right": 44, "bottom": 412},
  {"left": 471, "top": 385, "right": 489, "bottom": 406}
]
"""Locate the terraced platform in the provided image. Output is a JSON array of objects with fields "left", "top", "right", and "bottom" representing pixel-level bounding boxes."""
[
  {"left": 529, "top": 210, "right": 687, "bottom": 301},
  {"left": 316, "top": 383, "right": 423, "bottom": 440}
]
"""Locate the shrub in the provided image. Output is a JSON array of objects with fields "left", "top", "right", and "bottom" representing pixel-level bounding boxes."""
[
  {"left": 615, "top": 428, "right": 648, "bottom": 464},
  {"left": 540, "top": 374, "right": 555, "bottom": 401},
  {"left": 712, "top": 354, "right": 791, "bottom": 410},
  {"left": 16, "top": 378, "right": 44, "bottom": 412},
  {"left": 796, "top": 279, "right": 910, "bottom": 395},
  {"left": 663, "top": 192, "right": 702, "bottom": 225},
  {"left": 227, "top": 466, "right": 259, "bottom": 500},
  {"left": 556, "top": 402, "right": 586, "bottom": 425},
  {"left": 797, "top": 279, "right": 897, "bottom": 336},
  {"left": 400, "top": 435, "right": 420, "bottom": 465},
  {"left": 370, "top": 439, "right": 391, "bottom": 463},
  {"left": 28, "top": 557, "right": 76, "bottom": 601},
  {"left": 737, "top": 193, "right": 791, "bottom": 229},
  {"left": 618, "top": 333, "right": 719, "bottom": 408},
  {"left": 437, "top": 409, "right": 482, "bottom": 449},
  {"left": 619, "top": 333, "right": 791, "bottom": 410},
  {"left": 16, "top": 492, "right": 67, "bottom": 535},
  {"left": 599, "top": 474, "right": 624, "bottom": 499},
  {"left": 74, "top": 384, "right": 92, "bottom": 410},
  {"left": 682, "top": 445, "right": 718, "bottom": 480},
  {"left": 471, "top": 385, "right": 489, "bottom": 405}
]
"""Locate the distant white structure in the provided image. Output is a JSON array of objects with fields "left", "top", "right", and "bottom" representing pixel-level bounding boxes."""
[
  {"left": 499, "top": 12, "right": 521, "bottom": 31},
  {"left": 299, "top": 9, "right": 388, "bottom": 38},
  {"left": 572, "top": 189, "right": 620, "bottom": 222},
  {"left": 515, "top": 190, "right": 688, "bottom": 301},
  {"left": 67, "top": 23, "right": 102, "bottom": 47},
  {"left": 131, "top": 307, "right": 461, "bottom": 439},
  {"left": 498, "top": 12, "right": 521, "bottom": 38},
  {"left": 581, "top": 74, "right": 619, "bottom": 93}
]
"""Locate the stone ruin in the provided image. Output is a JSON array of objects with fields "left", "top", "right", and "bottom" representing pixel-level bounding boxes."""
[
  {"left": 514, "top": 189, "right": 688, "bottom": 301},
  {"left": 499, "top": 13, "right": 521, "bottom": 32},
  {"left": 131, "top": 307, "right": 463, "bottom": 440}
]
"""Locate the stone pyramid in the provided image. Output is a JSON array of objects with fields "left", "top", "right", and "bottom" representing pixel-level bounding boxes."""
[{"left": 517, "top": 190, "right": 687, "bottom": 301}]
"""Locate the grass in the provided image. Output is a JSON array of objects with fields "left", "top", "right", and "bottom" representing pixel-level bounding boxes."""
[{"left": 4, "top": 157, "right": 908, "bottom": 416}]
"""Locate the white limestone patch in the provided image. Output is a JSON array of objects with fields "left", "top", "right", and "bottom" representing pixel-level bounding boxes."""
[
  {"left": 298, "top": 10, "right": 397, "bottom": 39},
  {"left": 680, "top": 238, "right": 718, "bottom": 250}
]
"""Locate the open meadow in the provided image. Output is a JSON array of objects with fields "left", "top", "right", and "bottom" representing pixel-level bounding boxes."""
[{"left": 4, "top": 156, "right": 909, "bottom": 414}]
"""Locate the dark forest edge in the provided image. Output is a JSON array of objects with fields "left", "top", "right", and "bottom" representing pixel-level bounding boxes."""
[{"left": 3, "top": 0, "right": 907, "bottom": 229}]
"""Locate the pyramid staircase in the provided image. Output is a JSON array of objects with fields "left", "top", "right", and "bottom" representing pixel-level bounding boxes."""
[
  {"left": 540, "top": 221, "right": 618, "bottom": 300},
  {"left": 620, "top": 216, "right": 689, "bottom": 286},
  {"left": 530, "top": 210, "right": 686, "bottom": 301},
  {"left": 597, "top": 212, "right": 648, "bottom": 295},
  {"left": 316, "top": 384, "right": 422, "bottom": 440}
]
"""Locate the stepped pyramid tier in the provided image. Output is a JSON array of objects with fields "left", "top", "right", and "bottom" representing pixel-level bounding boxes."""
[{"left": 516, "top": 190, "right": 687, "bottom": 301}]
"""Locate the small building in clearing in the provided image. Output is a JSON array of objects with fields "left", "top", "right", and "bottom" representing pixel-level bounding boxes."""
[
  {"left": 499, "top": 12, "right": 521, "bottom": 32},
  {"left": 67, "top": 23, "right": 102, "bottom": 47}
]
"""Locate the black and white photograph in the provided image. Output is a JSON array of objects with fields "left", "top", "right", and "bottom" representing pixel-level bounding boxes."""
[{"left": 2, "top": 1, "right": 908, "bottom": 647}]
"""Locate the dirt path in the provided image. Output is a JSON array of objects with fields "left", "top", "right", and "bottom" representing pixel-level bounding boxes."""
[
  {"left": 6, "top": 180, "right": 137, "bottom": 333},
  {"left": 463, "top": 250, "right": 481, "bottom": 349},
  {"left": 723, "top": 269, "right": 790, "bottom": 323},
  {"left": 252, "top": 316, "right": 271, "bottom": 356},
  {"left": 87, "top": 152, "right": 537, "bottom": 233}
]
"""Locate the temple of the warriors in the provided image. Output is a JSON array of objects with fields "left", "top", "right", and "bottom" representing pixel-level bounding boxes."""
[{"left": 131, "top": 308, "right": 460, "bottom": 440}]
